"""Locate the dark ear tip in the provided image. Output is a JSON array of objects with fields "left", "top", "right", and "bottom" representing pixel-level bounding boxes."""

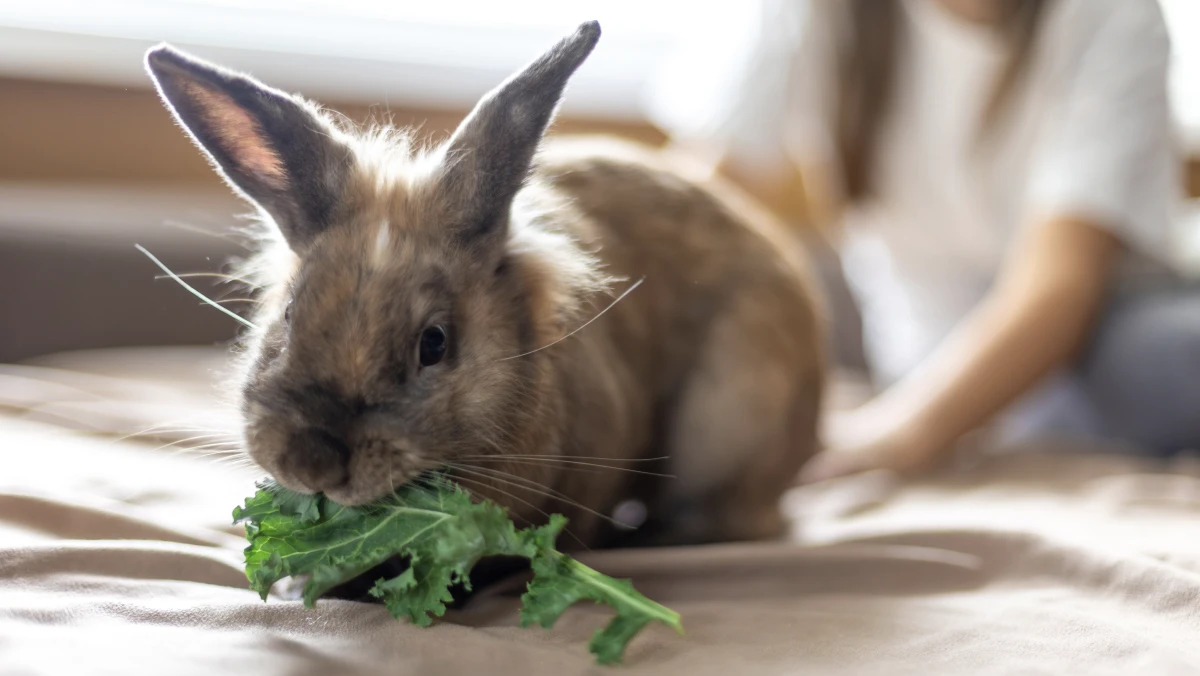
[
  {"left": 553, "top": 20, "right": 599, "bottom": 65},
  {"left": 144, "top": 43, "right": 191, "bottom": 78},
  {"left": 145, "top": 43, "right": 176, "bottom": 66},
  {"left": 577, "top": 20, "right": 601, "bottom": 40},
  {"left": 572, "top": 20, "right": 601, "bottom": 50}
]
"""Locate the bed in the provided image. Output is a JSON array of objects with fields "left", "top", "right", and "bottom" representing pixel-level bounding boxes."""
[{"left": 2, "top": 346, "right": 1199, "bottom": 675}]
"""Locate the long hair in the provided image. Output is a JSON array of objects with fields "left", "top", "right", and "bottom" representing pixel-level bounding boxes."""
[{"left": 831, "top": 0, "right": 1049, "bottom": 202}]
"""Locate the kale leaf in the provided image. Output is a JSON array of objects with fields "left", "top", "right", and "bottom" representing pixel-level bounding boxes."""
[{"left": 232, "top": 479, "right": 682, "bottom": 664}]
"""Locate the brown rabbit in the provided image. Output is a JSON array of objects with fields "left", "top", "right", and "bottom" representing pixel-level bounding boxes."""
[{"left": 144, "top": 21, "right": 824, "bottom": 550}]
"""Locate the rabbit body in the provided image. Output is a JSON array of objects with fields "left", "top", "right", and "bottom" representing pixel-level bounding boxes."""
[
  {"left": 144, "top": 22, "right": 824, "bottom": 549},
  {"left": 503, "top": 137, "right": 825, "bottom": 546}
]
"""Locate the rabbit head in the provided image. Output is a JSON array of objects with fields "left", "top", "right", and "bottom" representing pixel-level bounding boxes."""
[{"left": 145, "top": 22, "right": 606, "bottom": 505}]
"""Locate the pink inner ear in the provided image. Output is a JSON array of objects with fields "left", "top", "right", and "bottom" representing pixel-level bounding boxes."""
[{"left": 184, "top": 81, "right": 289, "bottom": 191}]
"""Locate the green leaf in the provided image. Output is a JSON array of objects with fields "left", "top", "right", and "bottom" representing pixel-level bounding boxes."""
[
  {"left": 521, "top": 551, "right": 684, "bottom": 665},
  {"left": 232, "top": 478, "right": 683, "bottom": 664}
]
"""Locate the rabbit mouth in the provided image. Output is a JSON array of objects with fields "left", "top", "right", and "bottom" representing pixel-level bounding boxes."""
[
  {"left": 321, "top": 449, "right": 442, "bottom": 506},
  {"left": 244, "top": 414, "right": 444, "bottom": 506}
]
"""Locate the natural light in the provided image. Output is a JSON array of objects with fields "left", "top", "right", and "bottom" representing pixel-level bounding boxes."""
[
  {"left": 0, "top": 0, "right": 1198, "bottom": 131},
  {"left": 0, "top": 0, "right": 723, "bottom": 120}
]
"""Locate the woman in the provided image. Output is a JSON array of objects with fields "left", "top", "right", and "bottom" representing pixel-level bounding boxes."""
[{"left": 649, "top": 0, "right": 1200, "bottom": 479}]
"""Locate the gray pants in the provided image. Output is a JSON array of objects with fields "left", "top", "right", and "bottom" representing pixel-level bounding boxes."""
[{"left": 999, "top": 285, "right": 1200, "bottom": 455}]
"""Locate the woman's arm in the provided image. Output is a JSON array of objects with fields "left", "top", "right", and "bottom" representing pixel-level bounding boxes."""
[
  {"left": 803, "top": 214, "right": 1120, "bottom": 481},
  {"left": 803, "top": 0, "right": 1174, "bottom": 482}
]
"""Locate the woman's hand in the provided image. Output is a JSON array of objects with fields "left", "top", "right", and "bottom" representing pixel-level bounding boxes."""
[
  {"left": 801, "top": 400, "right": 939, "bottom": 483},
  {"left": 803, "top": 216, "right": 1119, "bottom": 484}
]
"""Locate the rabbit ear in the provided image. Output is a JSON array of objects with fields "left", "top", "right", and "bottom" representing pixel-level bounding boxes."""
[
  {"left": 439, "top": 21, "right": 600, "bottom": 249},
  {"left": 145, "top": 45, "right": 353, "bottom": 251}
]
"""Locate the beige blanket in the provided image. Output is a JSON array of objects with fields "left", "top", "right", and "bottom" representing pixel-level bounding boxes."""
[{"left": 2, "top": 347, "right": 1199, "bottom": 675}]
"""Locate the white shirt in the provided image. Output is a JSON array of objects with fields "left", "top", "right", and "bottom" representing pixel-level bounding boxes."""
[{"left": 647, "top": 0, "right": 1193, "bottom": 385}]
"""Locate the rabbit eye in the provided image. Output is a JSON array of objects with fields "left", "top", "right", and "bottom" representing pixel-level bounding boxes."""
[
  {"left": 283, "top": 297, "right": 294, "bottom": 323},
  {"left": 419, "top": 324, "right": 449, "bottom": 367}
]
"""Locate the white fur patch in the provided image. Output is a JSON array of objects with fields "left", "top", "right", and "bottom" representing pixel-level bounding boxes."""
[{"left": 371, "top": 221, "right": 391, "bottom": 269}]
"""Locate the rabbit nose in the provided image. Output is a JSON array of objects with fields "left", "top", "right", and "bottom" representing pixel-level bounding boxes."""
[{"left": 287, "top": 428, "right": 350, "bottom": 493}]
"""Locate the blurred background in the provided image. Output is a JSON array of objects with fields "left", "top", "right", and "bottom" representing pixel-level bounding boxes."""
[
  {"left": 2, "top": 0, "right": 1200, "bottom": 366},
  {"left": 0, "top": 1, "right": 687, "bottom": 363}
]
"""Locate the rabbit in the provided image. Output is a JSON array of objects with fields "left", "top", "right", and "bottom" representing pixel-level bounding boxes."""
[{"left": 144, "top": 20, "right": 825, "bottom": 551}]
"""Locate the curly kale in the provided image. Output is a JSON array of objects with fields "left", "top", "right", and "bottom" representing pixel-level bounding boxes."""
[{"left": 232, "top": 479, "right": 682, "bottom": 664}]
